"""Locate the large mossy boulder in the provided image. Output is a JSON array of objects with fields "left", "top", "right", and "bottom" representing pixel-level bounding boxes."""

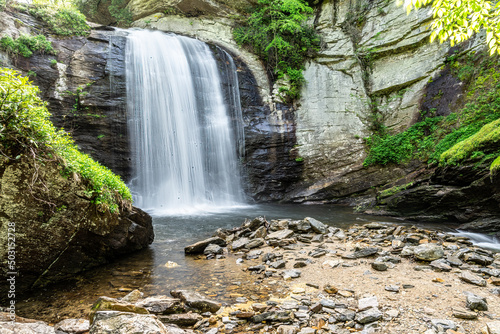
[{"left": 0, "top": 155, "right": 153, "bottom": 297}]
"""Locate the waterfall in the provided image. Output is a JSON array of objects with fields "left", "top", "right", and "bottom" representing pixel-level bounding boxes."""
[{"left": 125, "top": 30, "right": 245, "bottom": 215}]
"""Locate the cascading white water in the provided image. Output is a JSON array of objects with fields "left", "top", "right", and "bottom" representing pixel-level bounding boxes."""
[{"left": 126, "top": 30, "right": 245, "bottom": 215}]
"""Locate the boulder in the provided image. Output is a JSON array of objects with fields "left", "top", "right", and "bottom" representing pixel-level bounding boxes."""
[
  {"left": 170, "top": 290, "right": 221, "bottom": 313},
  {"left": 305, "top": 217, "right": 328, "bottom": 234},
  {"left": 184, "top": 237, "right": 226, "bottom": 254},
  {"left": 90, "top": 311, "right": 168, "bottom": 334},
  {"left": 413, "top": 244, "right": 444, "bottom": 261},
  {"left": 54, "top": 318, "right": 89, "bottom": 333},
  {"left": 89, "top": 296, "right": 149, "bottom": 324},
  {"left": 135, "top": 296, "right": 184, "bottom": 314}
]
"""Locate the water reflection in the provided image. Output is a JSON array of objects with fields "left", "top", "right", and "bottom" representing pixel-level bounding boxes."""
[{"left": 15, "top": 204, "right": 464, "bottom": 322}]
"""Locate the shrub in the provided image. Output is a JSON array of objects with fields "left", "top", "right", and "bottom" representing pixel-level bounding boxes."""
[
  {"left": 233, "top": 0, "right": 320, "bottom": 100},
  {"left": 20, "top": 1, "right": 90, "bottom": 36},
  {"left": 0, "top": 34, "right": 55, "bottom": 58},
  {"left": 0, "top": 68, "right": 131, "bottom": 212}
]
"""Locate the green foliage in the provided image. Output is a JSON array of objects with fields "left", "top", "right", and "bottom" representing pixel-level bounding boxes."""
[
  {"left": 233, "top": 0, "right": 320, "bottom": 100},
  {"left": 50, "top": 59, "right": 57, "bottom": 66},
  {"left": 0, "top": 34, "right": 55, "bottom": 58},
  {"left": 0, "top": 0, "right": 6, "bottom": 11},
  {"left": 401, "top": 0, "right": 500, "bottom": 55},
  {"left": 19, "top": 1, "right": 90, "bottom": 36},
  {"left": 0, "top": 68, "right": 131, "bottom": 212},
  {"left": 363, "top": 116, "right": 442, "bottom": 166},
  {"left": 491, "top": 155, "right": 500, "bottom": 174},
  {"left": 378, "top": 181, "right": 414, "bottom": 199},
  {"left": 108, "top": 0, "right": 133, "bottom": 27},
  {"left": 364, "top": 52, "right": 500, "bottom": 170},
  {"left": 439, "top": 118, "right": 500, "bottom": 166}
]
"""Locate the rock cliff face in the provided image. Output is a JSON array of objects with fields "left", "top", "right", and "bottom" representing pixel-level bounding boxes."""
[
  {"left": 0, "top": 10, "right": 153, "bottom": 295},
  {"left": 0, "top": 156, "right": 153, "bottom": 297},
  {"left": 3, "top": 0, "right": 496, "bottom": 225}
]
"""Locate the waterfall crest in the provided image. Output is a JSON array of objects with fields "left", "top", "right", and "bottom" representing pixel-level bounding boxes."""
[{"left": 126, "top": 30, "right": 245, "bottom": 215}]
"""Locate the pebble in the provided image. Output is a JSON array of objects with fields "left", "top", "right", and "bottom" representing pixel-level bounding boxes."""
[
  {"left": 465, "top": 291, "right": 488, "bottom": 311},
  {"left": 358, "top": 296, "right": 378, "bottom": 311}
]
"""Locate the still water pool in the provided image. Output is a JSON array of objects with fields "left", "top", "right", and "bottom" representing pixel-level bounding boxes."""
[{"left": 16, "top": 204, "right": 462, "bottom": 322}]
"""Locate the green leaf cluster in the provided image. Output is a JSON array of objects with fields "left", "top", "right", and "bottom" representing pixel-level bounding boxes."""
[
  {"left": 0, "top": 68, "right": 131, "bottom": 212},
  {"left": 364, "top": 52, "right": 500, "bottom": 171},
  {"left": 233, "top": 0, "right": 320, "bottom": 100},
  {"left": 17, "top": 1, "right": 90, "bottom": 36},
  {"left": 0, "top": 34, "right": 55, "bottom": 58},
  {"left": 108, "top": 0, "right": 133, "bottom": 27},
  {"left": 401, "top": 0, "right": 500, "bottom": 55}
]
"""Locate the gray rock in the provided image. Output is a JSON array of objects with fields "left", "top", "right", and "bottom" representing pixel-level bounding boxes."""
[
  {"left": 251, "top": 311, "right": 292, "bottom": 323},
  {"left": 204, "top": 244, "right": 223, "bottom": 255},
  {"left": 429, "top": 259, "right": 452, "bottom": 272},
  {"left": 283, "top": 269, "right": 301, "bottom": 279},
  {"left": 486, "top": 321, "right": 500, "bottom": 334},
  {"left": 452, "top": 307, "right": 478, "bottom": 319},
  {"left": 294, "top": 261, "right": 308, "bottom": 268},
  {"left": 135, "top": 296, "right": 184, "bottom": 314},
  {"left": 311, "top": 234, "right": 324, "bottom": 243},
  {"left": 355, "top": 308, "right": 382, "bottom": 324},
  {"left": 289, "top": 220, "right": 312, "bottom": 233},
  {"left": 248, "top": 265, "right": 266, "bottom": 272},
  {"left": 385, "top": 285, "right": 400, "bottom": 293},
  {"left": 358, "top": 296, "right": 378, "bottom": 311},
  {"left": 465, "top": 292, "right": 488, "bottom": 311},
  {"left": 445, "top": 255, "right": 463, "bottom": 267},
  {"left": 54, "top": 319, "right": 89, "bottom": 334},
  {"left": 266, "top": 229, "right": 295, "bottom": 240},
  {"left": 277, "top": 325, "right": 299, "bottom": 334},
  {"left": 90, "top": 311, "right": 168, "bottom": 334},
  {"left": 0, "top": 321, "right": 56, "bottom": 334},
  {"left": 249, "top": 226, "right": 267, "bottom": 239},
  {"left": 269, "top": 260, "right": 287, "bottom": 269},
  {"left": 460, "top": 271, "right": 487, "bottom": 287},
  {"left": 297, "top": 327, "right": 316, "bottom": 334},
  {"left": 371, "top": 261, "right": 388, "bottom": 271},
  {"left": 121, "top": 290, "right": 144, "bottom": 303},
  {"left": 333, "top": 230, "right": 346, "bottom": 240},
  {"left": 375, "top": 255, "right": 401, "bottom": 264},
  {"left": 309, "top": 249, "right": 327, "bottom": 258},
  {"left": 364, "top": 223, "right": 386, "bottom": 229},
  {"left": 430, "top": 319, "right": 457, "bottom": 331},
  {"left": 185, "top": 237, "right": 226, "bottom": 254},
  {"left": 335, "top": 308, "right": 356, "bottom": 322},
  {"left": 170, "top": 290, "right": 221, "bottom": 313},
  {"left": 400, "top": 246, "right": 416, "bottom": 257},
  {"left": 231, "top": 237, "right": 250, "bottom": 251},
  {"left": 158, "top": 313, "right": 202, "bottom": 326},
  {"left": 245, "top": 238, "right": 264, "bottom": 249},
  {"left": 246, "top": 249, "right": 263, "bottom": 259},
  {"left": 413, "top": 244, "right": 444, "bottom": 261},
  {"left": 245, "top": 217, "right": 267, "bottom": 231},
  {"left": 320, "top": 299, "right": 336, "bottom": 309},
  {"left": 344, "top": 247, "right": 379, "bottom": 259},
  {"left": 305, "top": 217, "right": 328, "bottom": 234},
  {"left": 463, "top": 252, "right": 494, "bottom": 266}
]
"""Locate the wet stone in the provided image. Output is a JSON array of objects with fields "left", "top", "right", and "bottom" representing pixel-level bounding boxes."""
[
  {"left": 136, "top": 296, "right": 184, "bottom": 315},
  {"left": 185, "top": 237, "right": 226, "bottom": 254},
  {"left": 159, "top": 313, "right": 203, "bottom": 326},
  {"left": 204, "top": 244, "right": 223, "bottom": 255},
  {"left": 170, "top": 290, "right": 221, "bottom": 313}
]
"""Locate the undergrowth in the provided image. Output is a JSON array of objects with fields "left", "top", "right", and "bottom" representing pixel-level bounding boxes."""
[
  {"left": 363, "top": 51, "right": 500, "bottom": 171},
  {"left": 0, "top": 34, "right": 55, "bottom": 58},
  {"left": 0, "top": 68, "right": 131, "bottom": 212},
  {"left": 233, "top": 0, "right": 320, "bottom": 101},
  {"left": 15, "top": 1, "right": 90, "bottom": 36}
]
